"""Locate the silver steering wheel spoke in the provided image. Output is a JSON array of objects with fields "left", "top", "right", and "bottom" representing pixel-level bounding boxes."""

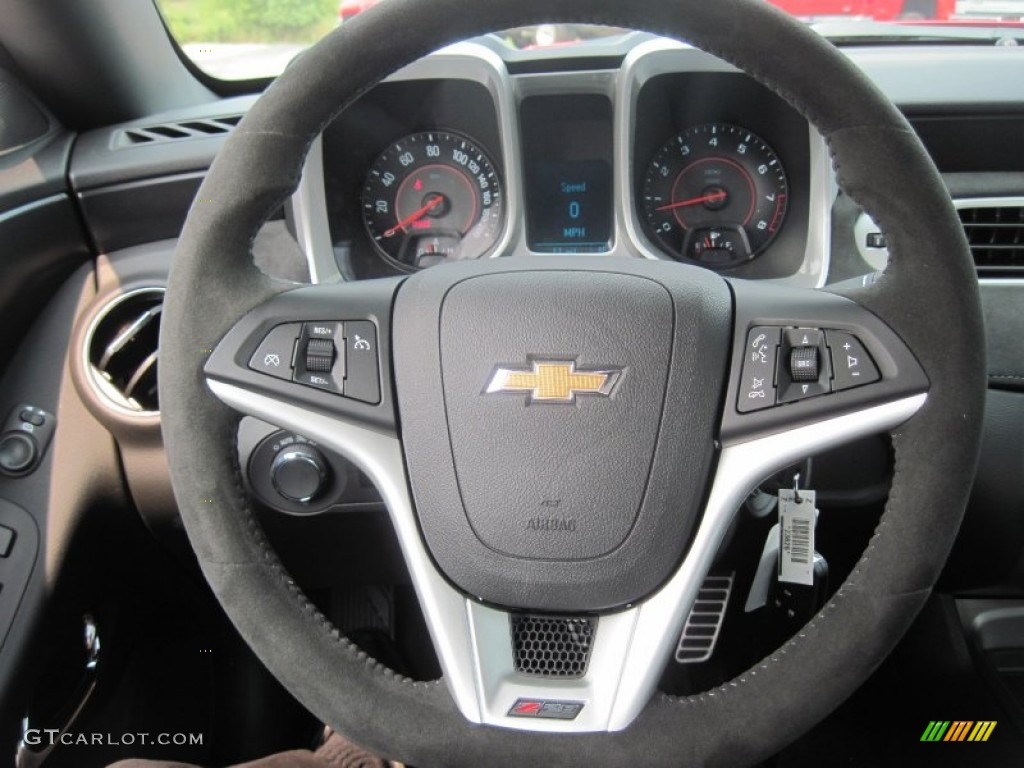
[
  {"left": 206, "top": 377, "right": 925, "bottom": 733},
  {"left": 204, "top": 269, "right": 927, "bottom": 734}
]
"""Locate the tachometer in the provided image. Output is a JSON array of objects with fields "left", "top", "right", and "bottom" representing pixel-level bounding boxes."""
[
  {"left": 361, "top": 131, "right": 504, "bottom": 269},
  {"left": 641, "top": 123, "right": 788, "bottom": 267}
]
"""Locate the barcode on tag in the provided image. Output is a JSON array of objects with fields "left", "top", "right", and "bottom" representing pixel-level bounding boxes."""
[
  {"left": 778, "top": 489, "right": 816, "bottom": 586},
  {"left": 788, "top": 518, "right": 811, "bottom": 564}
]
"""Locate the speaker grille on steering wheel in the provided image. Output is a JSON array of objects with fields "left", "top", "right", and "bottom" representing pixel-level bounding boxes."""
[{"left": 510, "top": 615, "right": 596, "bottom": 678}]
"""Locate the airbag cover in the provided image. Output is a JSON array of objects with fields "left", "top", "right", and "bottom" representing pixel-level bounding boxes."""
[
  {"left": 393, "top": 259, "right": 731, "bottom": 611},
  {"left": 441, "top": 271, "right": 670, "bottom": 559}
]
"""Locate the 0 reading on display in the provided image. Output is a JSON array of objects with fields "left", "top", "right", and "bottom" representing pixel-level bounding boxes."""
[{"left": 521, "top": 94, "right": 614, "bottom": 254}]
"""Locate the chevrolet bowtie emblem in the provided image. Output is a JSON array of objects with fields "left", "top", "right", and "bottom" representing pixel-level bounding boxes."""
[{"left": 485, "top": 361, "right": 621, "bottom": 403}]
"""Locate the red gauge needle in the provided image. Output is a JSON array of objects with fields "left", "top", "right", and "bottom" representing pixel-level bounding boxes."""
[
  {"left": 655, "top": 190, "right": 727, "bottom": 212},
  {"left": 384, "top": 195, "right": 444, "bottom": 237}
]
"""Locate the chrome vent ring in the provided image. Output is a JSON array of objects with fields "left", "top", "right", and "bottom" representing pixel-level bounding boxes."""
[{"left": 83, "top": 287, "right": 164, "bottom": 416}]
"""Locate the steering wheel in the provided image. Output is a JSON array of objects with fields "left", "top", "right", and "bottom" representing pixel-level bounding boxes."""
[{"left": 159, "top": 0, "right": 986, "bottom": 764}]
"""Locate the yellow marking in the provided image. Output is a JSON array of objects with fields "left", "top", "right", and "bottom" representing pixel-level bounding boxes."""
[
  {"left": 969, "top": 721, "right": 997, "bottom": 742},
  {"left": 498, "top": 363, "right": 611, "bottom": 401}
]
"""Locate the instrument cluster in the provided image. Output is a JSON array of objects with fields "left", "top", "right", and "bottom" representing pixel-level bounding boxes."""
[{"left": 318, "top": 46, "right": 818, "bottom": 283}]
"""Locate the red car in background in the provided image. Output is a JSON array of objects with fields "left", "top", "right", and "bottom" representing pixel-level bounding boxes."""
[
  {"left": 773, "top": 0, "right": 956, "bottom": 19},
  {"left": 338, "top": 0, "right": 378, "bottom": 23},
  {"left": 340, "top": 0, "right": 957, "bottom": 25}
]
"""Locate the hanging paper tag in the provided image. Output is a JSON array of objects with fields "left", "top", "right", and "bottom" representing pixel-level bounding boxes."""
[{"left": 778, "top": 488, "right": 816, "bottom": 586}]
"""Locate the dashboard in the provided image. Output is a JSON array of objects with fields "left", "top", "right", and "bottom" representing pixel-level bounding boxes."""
[
  {"left": 304, "top": 41, "right": 829, "bottom": 287},
  {"left": 3, "top": 4, "right": 1024, "bottom": 760},
  {"left": 0, "top": 22, "right": 1023, "bottom": 762},
  {"left": 31, "top": 32, "right": 1019, "bottom": 535},
  {"left": 0, "top": 33, "right": 1017, "bottom": 545}
]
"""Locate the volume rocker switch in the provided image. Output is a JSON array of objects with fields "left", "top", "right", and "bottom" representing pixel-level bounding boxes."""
[{"left": 826, "top": 331, "right": 880, "bottom": 391}]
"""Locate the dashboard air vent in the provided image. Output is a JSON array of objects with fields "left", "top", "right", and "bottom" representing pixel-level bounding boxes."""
[
  {"left": 86, "top": 288, "right": 164, "bottom": 414},
  {"left": 957, "top": 203, "right": 1024, "bottom": 274},
  {"left": 117, "top": 115, "right": 241, "bottom": 148}
]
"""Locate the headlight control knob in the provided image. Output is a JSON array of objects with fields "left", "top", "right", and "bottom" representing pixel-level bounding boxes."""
[{"left": 270, "top": 444, "right": 329, "bottom": 504}]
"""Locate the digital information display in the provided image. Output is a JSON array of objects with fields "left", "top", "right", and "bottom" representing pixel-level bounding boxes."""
[{"left": 521, "top": 95, "right": 614, "bottom": 254}]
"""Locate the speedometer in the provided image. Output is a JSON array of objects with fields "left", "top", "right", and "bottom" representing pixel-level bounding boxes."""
[
  {"left": 361, "top": 131, "right": 504, "bottom": 270},
  {"left": 641, "top": 123, "right": 788, "bottom": 267}
]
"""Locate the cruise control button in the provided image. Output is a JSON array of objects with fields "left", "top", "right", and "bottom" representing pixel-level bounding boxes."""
[
  {"left": 294, "top": 323, "right": 345, "bottom": 394},
  {"left": 249, "top": 323, "right": 301, "bottom": 380},
  {"left": 344, "top": 321, "right": 381, "bottom": 405},
  {"left": 304, "top": 338, "right": 335, "bottom": 372},
  {"left": 738, "top": 326, "right": 780, "bottom": 413},
  {"left": 306, "top": 323, "right": 338, "bottom": 340},
  {"left": 827, "top": 331, "right": 880, "bottom": 391},
  {"left": 295, "top": 371, "right": 342, "bottom": 394}
]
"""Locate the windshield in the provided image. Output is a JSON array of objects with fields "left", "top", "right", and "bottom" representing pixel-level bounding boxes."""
[{"left": 156, "top": 0, "right": 1024, "bottom": 81}]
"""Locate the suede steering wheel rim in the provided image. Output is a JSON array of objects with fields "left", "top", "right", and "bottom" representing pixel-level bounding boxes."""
[{"left": 160, "top": 0, "right": 986, "bottom": 765}]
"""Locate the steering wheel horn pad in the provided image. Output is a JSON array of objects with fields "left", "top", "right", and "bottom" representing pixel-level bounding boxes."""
[
  {"left": 162, "top": 0, "right": 985, "bottom": 764},
  {"left": 395, "top": 259, "right": 730, "bottom": 612}
]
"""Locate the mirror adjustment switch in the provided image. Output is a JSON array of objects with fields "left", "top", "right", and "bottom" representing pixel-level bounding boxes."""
[
  {"left": 19, "top": 410, "right": 43, "bottom": 427},
  {"left": 738, "top": 326, "right": 780, "bottom": 413},
  {"left": 344, "top": 321, "right": 381, "bottom": 405},
  {"left": 0, "top": 404, "right": 55, "bottom": 476},
  {"left": 249, "top": 323, "right": 301, "bottom": 380},
  {"left": 826, "top": 331, "right": 880, "bottom": 391}
]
